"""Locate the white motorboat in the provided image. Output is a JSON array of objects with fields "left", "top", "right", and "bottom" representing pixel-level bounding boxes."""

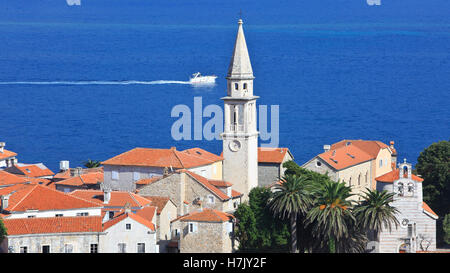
[{"left": 189, "top": 72, "right": 217, "bottom": 84}]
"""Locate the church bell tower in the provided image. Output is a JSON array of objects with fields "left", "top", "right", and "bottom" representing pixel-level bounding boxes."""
[{"left": 221, "top": 19, "right": 259, "bottom": 199}]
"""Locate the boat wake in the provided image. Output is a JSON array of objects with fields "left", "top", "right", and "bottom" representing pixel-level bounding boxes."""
[{"left": 0, "top": 80, "right": 193, "bottom": 85}]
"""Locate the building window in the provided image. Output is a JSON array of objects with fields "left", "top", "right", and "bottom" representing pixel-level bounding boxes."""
[
  {"left": 234, "top": 201, "right": 239, "bottom": 209},
  {"left": 208, "top": 195, "right": 215, "bottom": 204},
  {"left": 188, "top": 222, "right": 198, "bottom": 233},
  {"left": 126, "top": 223, "right": 131, "bottom": 230},
  {"left": 137, "top": 243, "right": 145, "bottom": 253},
  {"left": 90, "top": 244, "right": 98, "bottom": 253},
  {"left": 316, "top": 161, "right": 322, "bottom": 167},
  {"left": 133, "top": 172, "right": 140, "bottom": 181},
  {"left": 243, "top": 83, "right": 247, "bottom": 89},
  {"left": 27, "top": 215, "right": 36, "bottom": 218},
  {"left": 55, "top": 214, "right": 63, "bottom": 217},
  {"left": 42, "top": 245, "right": 50, "bottom": 253},
  {"left": 358, "top": 174, "right": 361, "bottom": 186},
  {"left": 76, "top": 212, "right": 89, "bottom": 217},
  {"left": 118, "top": 243, "right": 126, "bottom": 253},
  {"left": 108, "top": 211, "right": 114, "bottom": 219},
  {"left": 379, "top": 159, "right": 383, "bottom": 167},
  {"left": 64, "top": 244, "right": 73, "bottom": 253},
  {"left": 112, "top": 171, "right": 119, "bottom": 180},
  {"left": 235, "top": 83, "right": 239, "bottom": 90},
  {"left": 20, "top": 246, "right": 28, "bottom": 253}
]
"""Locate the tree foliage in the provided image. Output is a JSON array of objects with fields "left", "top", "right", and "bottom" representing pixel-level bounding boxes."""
[
  {"left": 0, "top": 217, "right": 7, "bottom": 244},
  {"left": 83, "top": 159, "right": 102, "bottom": 168},
  {"left": 416, "top": 140, "right": 450, "bottom": 217},
  {"left": 268, "top": 174, "right": 312, "bottom": 252},
  {"left": 234, "top": 187, "right": 290, "bottom": 252},
  {"left": 443, "top": 214, "right": 450, "bottom": 245}
]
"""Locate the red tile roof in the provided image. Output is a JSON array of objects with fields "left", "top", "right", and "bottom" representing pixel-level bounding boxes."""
[
  {"left": 258, "top": 147, "right": 292, "bottom": 163},
  {"left": 318, "top": 144, "right": 373, "bottom": 170},
  {"left": 102, "top": 147, "right": 222, "bottom": 169},
  {"left": 55, "top": 172, "right": 103, "bottom": 187},
  {"left": 5, "top": 163, "right": 54, "bottom": 178},
  {"left": 135, "top": 176, "right": 162, "bottom": 185},
  {"left": 69, "top": 190, "right": 152, "bottom": 208},
  {"left": 0, "top": 170, "right": 28, "bottom": 186},
  {"left": 141, "top": 196, "right": 171, "bottom": 215},
  {"left": 375, "top": 169, "right": 424, "bottom": 183},
  {"left": 1, "top": 184, "right": 101, "bottom": 213},
  {"left": 3, "top": 216, "right": 103, "bottom": 235},
  {"left": 0, "top": 149, "right": 17, "bottom": 160},
  {"left": 422, "top": 202, "right": 438, "bottom": 218},
  {"left": 183, "top": 170, "right": 233, "bottom": 200},
  {"left": 135, "top": 205, "right": 157, "bottom": 222},
  {"left": 331, "top": 140, "right": 390, "bottom": 158},
  {"left": 173, "top": 208, "right": 234, "bottom": 223},
  {"left": 103, "top": 211, "right": 155, "bottom": 231}
]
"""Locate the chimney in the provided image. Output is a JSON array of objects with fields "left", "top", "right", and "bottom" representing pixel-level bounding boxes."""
[
  {"left": 103, "top": 188, "right": 111, "bottom": 204},
  {"left": 0, "top": 142, "right": 5, "bottom": 153},
  {"left": 1, "top": 195, "right": 9, "bottom": 210},
  {"left": 323, "top": 145, "right": 331, "bottom": 152},
  {"left": 59, "top": 160, "right": 70, "bottom": 172}
]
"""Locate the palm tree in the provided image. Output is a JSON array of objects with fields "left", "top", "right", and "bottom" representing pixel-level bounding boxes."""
[
  {"left": 353, "top": 189, "right": 400, "bottom": 246},
  {"left": 268, "top": 174, "right": 312, "bottom": 253},
  {"left": 306, "top": 179, "right": 354, "bottom": 253},
  {"left": 83, "top": 159, "right": 101, "bottom": 168}
]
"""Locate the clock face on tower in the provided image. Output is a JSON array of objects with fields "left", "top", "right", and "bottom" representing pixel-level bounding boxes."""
[{"left": 229, "top": 140, "right": 241, "bottom": 152}]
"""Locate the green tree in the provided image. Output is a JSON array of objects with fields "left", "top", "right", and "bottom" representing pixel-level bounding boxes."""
[
  {"left": 0, "top": 217, "right": 7, "bottom": 244},
  {"left": 443, "top": 214, "right": 450, "bottom": 245},
  {"left": 416, "top": 140, "right": 450, "bottom": 246},
  {"left": 305, "top": 179, "right": 354, "bottom": 253},
  {"left": 234, "top": 187, "right": 290, "bottom": 252},
  {"left": 83, "top": 159, "right": 102, "bottom": 168},
  {"left": 416, "top": 140, "right": 450, "bottom": 216},
  {"left": 354, "top": 189, "right": 400, "bottom": 243},
  {"left": 268, "top": 174, "right": 312, "bottom": 253}
]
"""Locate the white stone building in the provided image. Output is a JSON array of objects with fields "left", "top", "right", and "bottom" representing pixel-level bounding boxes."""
[
  {"left": 374, "top": 159, "right": 438, "bottom": 253},
  {"left": 0, "top": 142, "right": 17, "bottom": 169}
]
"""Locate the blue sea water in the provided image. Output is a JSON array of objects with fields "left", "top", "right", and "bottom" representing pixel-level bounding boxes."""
[{"left": 0, "top": 0, "right": 449, "bottom": 172}]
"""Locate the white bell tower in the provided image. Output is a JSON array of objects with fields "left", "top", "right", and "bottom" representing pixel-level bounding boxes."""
[{"left": 221, "top": 19, "right": 259, "bottom": 199}]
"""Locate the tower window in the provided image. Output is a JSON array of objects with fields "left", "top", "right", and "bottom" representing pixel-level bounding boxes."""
[{"left": 235, "top": 83, "right": 239, "bottom": 90}]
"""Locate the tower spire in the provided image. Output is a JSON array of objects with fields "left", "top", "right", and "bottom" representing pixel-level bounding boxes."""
[{"left": 227, "top": 19, "right": 254, "bottom": 79}]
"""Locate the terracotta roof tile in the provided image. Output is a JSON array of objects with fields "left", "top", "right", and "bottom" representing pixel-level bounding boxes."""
[
  {"left": 258, "top": 147, "right": 291, "bottom": 163},
  {"left": 141, "top": 196, "right": 171, "bottom": 214},
  {"left": 3, "top": 216, "right": 102, "bottom": 235},
  {"left": 0, "top": 149, "right": 17, "bottom": 161},
  {"left": 318, "top": 145, "right": 373, "bottom": 170},
  {"left": 1, "top": 184, "right": 101, "bottom": 212},
  {"left": 55, "top": 172, "right": 103, "bottom": 187},
  {"left": 0, "top": 171, "right": 28, "bottom": 186},
  {"left": 69, "top": 190, "right": 151, "bottom": 208},
  {"left": 173, "top": 208, "right": 234, "bottom": 223},
  {"left": 101, "top": 147, "right": 222, "bottom": 169},
  {"left": 422, "top": 202, "right": 438, "bottom": 218},
  {"left": 4, "top": 163, "right": 54, "bottom": 178},
  {"left": 183, "top": 171, "right": 231, "bottom": 200},
  {"left": 331, "top": 140, "right": 389, "bottom": 158},
  {"left": 103, "top": 211, "right": 155, "bottom": 231},
  {"left": 375, "top": 169, "right": 424, "bottom": 183},
  {"left": 135, "top": 176, "right": 162, "bottom": 185}
]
